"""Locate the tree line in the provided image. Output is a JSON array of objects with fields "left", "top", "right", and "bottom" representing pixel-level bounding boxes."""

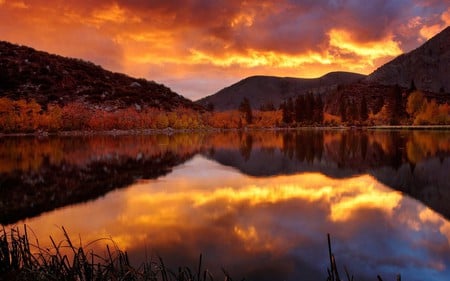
[{"left": 0, "top": 89, "right": 449, "bottom": 133}]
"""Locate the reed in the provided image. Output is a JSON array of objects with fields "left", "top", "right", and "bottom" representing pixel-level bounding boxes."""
[
  {"left": 326, "top": 233, "right": 401, "bottom": 281},
  {"left": 0, "top": 226, "right": 218, "bottom": 281}
]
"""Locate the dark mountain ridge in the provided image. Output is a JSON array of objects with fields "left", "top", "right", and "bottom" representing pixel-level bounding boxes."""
[
  {"left": 197, "top": 26, "right": 449, "bottom": 113},
  {"left": 366, "top": 26, "right": 450, "bottom": 93},
  {"left": 196, "top": 72, "right": 365, "bottom": 111},
  {"left": 0, "top": 41, "right": 202, "bottom": 111},
  {"left": 324, "top": 27, "right": 450, "bottom": 119}
]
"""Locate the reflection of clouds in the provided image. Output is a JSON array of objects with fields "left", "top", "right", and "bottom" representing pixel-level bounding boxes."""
[
  {"left": 419, "top": 208, "right": 450, "bottom": 246},
  {"left": 13, "top": 156, "right": 450, "bottom": 281}
]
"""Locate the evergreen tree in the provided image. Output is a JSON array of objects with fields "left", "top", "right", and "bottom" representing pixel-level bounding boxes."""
[
  {"left": 305, "top": 93, "right": 315, "bottom": 124},
  {"left": 409, "top": 80, "right": 416, "bottom": 93},
  {"left": 349, "top": 100, "right": 358, "bottom": 123},
  {"left": 259, "top": 101, "right": 275, "bottom": 111},
  {"left": 314, "top": 95, "right": 324, "bottom": 124},
  {"left": 281, "top": 98, "right": 294, "bottom": 124},
  {"left": 239, "top": 97, "right": 253, "bottom": 124},
  {"left": 360, "top": 95, "right": 368, "bottom": 121},
  {"left": 281, "top": 102, "right": 289, "bottom": 124},
  {"left": 339, "top": 96, "right": 347, "bottom": 123},
  {"left": 206, "top": 102, "right": 214, "bottom": 112},
  {"left": 390, "top": 85, "right": 403, "bottom": 124},
  {"left": 294, "top": 95, "right": 305, "bottom": 123}
]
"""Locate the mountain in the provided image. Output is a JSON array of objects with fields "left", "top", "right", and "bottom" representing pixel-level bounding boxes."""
[
  {"left": 0, "top": 41, "right": 202, "bottom": 111},
  {"left": 196, "top": 72, "right": 365, "bottom": 111},
  {"left": 198, "top": 27, "right": 450, "bottom": 113},
  {"left": 366, "top": 26, "right": 450, "bottom": 93}
]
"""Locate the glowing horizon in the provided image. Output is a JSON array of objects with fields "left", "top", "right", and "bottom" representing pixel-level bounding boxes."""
[{"left": 0, "top": 0, "right": 449, "bottom": 100}]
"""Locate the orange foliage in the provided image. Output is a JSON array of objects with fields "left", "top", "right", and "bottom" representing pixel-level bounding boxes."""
[
  {"left": 406, "top": 91, "right": 425, "bottom": 117},
  {"left": 406, "top": 131, "right": 450, "bottom": 163},
  {"left": 414, "top": 100, "right": 450, "bottom": 125},
  {"left": 204, "top": 110, "right": 242, "bottom": 129},
  {"left": 368, "top": 104, "right": 391, "bottom": 125},
  {"left": 0, "top": 96, "right": 448, "bottom": 133},
  {"left": 0, "top": 98, "right": 42, "bottom": 132},
  {"left": 251, "top": 110, "right": 282, "bottom": 128},
  {"left": 323, "top": 112, "right": 341, "bottom": 126}
]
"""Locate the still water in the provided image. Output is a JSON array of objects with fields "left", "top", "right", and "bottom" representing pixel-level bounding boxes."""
[{"left": 1, "top": 130, "right": 450, "bottom": 281}]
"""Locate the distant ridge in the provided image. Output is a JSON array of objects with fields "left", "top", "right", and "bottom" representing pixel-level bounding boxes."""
[
  {"left": 0, "top": 41, "right": 202, "bottom": 111},
  {"left": 196, "top": 71, "right": 365, "bottom": 111},
  {"left": 366, "top": 26, "right": 450, "bottom": 93}
]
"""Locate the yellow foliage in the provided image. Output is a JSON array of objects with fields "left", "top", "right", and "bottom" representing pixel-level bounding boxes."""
[
  {"left": 368, "top": 104, "right": 390, "bottom": 125},
  {"left": 406, "top": 91, "right": 425, "bottom": 117},
  {"left": 414, "top": 100, "right": 450, "bottom": 125}
]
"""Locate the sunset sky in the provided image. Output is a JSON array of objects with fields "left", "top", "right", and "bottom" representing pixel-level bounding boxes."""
[{"left": 0, "top": 0, "right": 449, "bottom": 100}]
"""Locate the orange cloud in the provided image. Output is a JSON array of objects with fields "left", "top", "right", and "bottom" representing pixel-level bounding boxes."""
[
  {"left": 328, "top": 29, "right": 403, "bottom": 66},
  {"left": 0, "top": 0, "right": 448, "bottom": 99},
  {"left": 7, "top": 0, "right": 28, "bottom": 9},
  {"left": 419, "top": 7, "right": 450, "bottom": 40}
]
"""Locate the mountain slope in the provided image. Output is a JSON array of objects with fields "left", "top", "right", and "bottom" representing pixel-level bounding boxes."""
[
  {"left": 196, "top": 72, "right": 365, "bottom": 111},
  {"left": 366, "top": 26, "right": 450, "bottom": 93},
  {"left": 0, "top": 41, "right": 201, "bottom": 111}
]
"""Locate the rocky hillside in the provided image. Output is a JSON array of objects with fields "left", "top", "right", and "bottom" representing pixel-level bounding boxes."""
[
  {"left": 196, "top": 72, "right": 365, "bottom": 111},
  {"left": 0, "top": 41, "right": 202, "bottom": 111},
  {"left": 366, "top": 26, "right": 450, "bottom": 93}
]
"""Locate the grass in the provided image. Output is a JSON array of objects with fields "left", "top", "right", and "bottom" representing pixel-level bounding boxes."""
[
  {"left": 0, "top": 226, "right": 225, "bottom": 281},
  {"left": 0, "top": 226, "right": 401, "bottom": 281},
  {"left": 326, "top": 234, "right": 401, "bottom": 281}
]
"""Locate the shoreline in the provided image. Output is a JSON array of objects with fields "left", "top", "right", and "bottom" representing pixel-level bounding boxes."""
[{"left": 1, "top": 125, "right": 450, "bottom": 137}]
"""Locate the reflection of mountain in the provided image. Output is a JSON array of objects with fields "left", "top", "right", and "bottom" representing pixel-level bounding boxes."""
[
  {"left": 0, "top": 135, "right": 201, "bottom": 224},
  {"left": 202, "top": 130, "right": 450, "bottom": 219},
  {"left": 1, "top": 131, "right": 449, "bottom": 225}
]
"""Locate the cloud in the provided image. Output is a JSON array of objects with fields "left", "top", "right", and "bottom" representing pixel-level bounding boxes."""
[
  {"left": 0, "top": 0, "right": 448, "bottom": 99},
  {"left": 419, "top": 7, "right": 450, "bottom": 40}
]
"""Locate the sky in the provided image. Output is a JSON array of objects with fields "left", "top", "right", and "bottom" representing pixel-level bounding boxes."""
[{"left": 0, "top": 0, "right": 449, "bottom": 100}]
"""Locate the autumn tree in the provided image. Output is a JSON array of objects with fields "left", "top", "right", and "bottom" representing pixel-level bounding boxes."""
[
  {"left": 0, "top": 97, "right": 15, "bottom": 131},
  {"left": 406, "top": 91, "right": 425, "bottom": 118}
]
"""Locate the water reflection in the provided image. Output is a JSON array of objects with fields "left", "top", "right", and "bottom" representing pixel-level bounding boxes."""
[
  {"left": 0, "top": 135, "right": 203, "bottom": 223},
  {"left": 10, "top": 156, "right": 450, "bottom": 281},
  {"left": 1, "top": 130, "right": 450, "bottom": 281},
  {"left": 203, "top": 130, "right": 450, "bottom": 219}
]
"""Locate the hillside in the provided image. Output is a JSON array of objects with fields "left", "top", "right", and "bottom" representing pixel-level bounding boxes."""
[
  {"left": 366, "top": 26, "right": 450, "bottom": 93},
  {"left": 196, "top": 72, "right": 365, "bottom": 111},
  {"left": 0, "top": 41, "right": 202, "bottom": 111},
  {"left": 325, "top": 27, "right": 450, "bottom": 122}
]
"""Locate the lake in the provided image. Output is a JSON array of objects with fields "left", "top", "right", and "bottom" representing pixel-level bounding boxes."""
[{"left": 1, "top": 129, "right": 450, "bottom": 281}]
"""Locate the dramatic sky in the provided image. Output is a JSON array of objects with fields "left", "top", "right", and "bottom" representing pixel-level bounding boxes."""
[{"left": 0, "top": 0, "right": 449, "bottom": 100}]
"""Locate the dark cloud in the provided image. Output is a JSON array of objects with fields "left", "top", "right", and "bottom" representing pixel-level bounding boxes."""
[{"left": 0, "top": 0, "right": 447, "bottom": 98}]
